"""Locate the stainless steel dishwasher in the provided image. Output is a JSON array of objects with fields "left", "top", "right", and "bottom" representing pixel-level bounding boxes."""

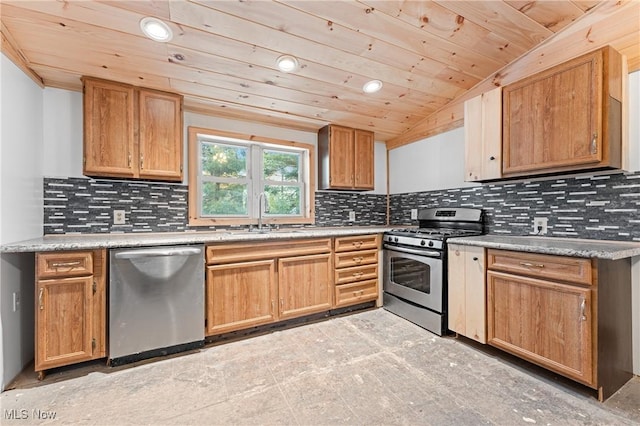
[{"left": 109, "top": 245, "right": 204, "bottom": 365}]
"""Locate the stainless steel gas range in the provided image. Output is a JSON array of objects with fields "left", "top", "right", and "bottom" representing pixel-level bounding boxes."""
[{"left": 383, "top": 207, "right": 484, "bottom": 335}]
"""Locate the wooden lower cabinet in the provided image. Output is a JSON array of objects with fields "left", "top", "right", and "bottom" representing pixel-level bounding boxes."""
[
  {"left": 35, "top": 250, "right": 106, "bottom": 377},
  {"left": 487, "top": 271, "right": 594, "bottom": 386},
  {"left": 205, "top": 238, "right": 334, "bottom": 336},
  {"left": 333, "top": 235, "right": 380, "bottom": 307},
  {"left": 206, "top": 260, "right": 277, "bottom": 335},
  {"left": 486, "top": 248, "right": 633, "bottom": 400},
  {"left": 447, "top": 244, "right": 486, "bottom": 343},
  {"left": 205, "top": 235, "right": 381, "bottom": 337},
  {"left": 278, "top": 253, "right": 332, "bottom": 319}
]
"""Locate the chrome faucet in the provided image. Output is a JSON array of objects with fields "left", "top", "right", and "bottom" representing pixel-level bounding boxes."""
[{"left": 258, "top": 192, "right": 267, "bottom": 231}]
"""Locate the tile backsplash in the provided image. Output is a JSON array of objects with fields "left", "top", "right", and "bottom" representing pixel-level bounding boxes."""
[
  {"left": 43, "top": 177, "right": 388, "bottom": 234},
  {"left": 44, "top": 171, "right": 640, "bottom": 241},
  {"left": 390, "top": 171, "right": 640, "bottom": 242}
]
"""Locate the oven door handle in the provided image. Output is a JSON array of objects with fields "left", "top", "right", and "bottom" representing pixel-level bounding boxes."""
[{"left": 383, "top": 244, "right": 441, "bottom": 258}]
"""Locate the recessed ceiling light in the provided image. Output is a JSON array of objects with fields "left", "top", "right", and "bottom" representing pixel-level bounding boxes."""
[
  {"left": 140, "top": 17, "right": 173, "bottom": 42},
  {"left": 276, "top": 55, "right": 300, "bottom": 73},
  {"left": 363, "top": 80, "right": 383, "bottom": 93}
]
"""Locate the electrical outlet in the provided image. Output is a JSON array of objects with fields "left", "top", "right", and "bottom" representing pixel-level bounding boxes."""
[
  {"left": 348, "top": 211, "right": 356, "bottom": 221},
  {"left": 113, "top": 210, "right": 126, "bottom": 225},
  {"left": 12, "top": 291, "right": 20, "bottom": 312},
  {"left": 410, "top": 209, "right": 418, "bottom": 220},
  {"left": 533, "top": 217, "right": 548, "bottom": 235}
]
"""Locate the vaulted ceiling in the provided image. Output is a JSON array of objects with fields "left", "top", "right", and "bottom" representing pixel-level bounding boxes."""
[{"left": 1, "top": 1, "right": 638, "bottom": 144}]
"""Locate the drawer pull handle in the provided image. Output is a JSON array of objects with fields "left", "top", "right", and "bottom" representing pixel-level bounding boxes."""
[
  {"left": 353, "top": 290, "right": 365, "bottom": 296},
  {"left": 51, "top": 261, "right": 82, "bottom": 268},
  {"left": 353, "top": 256, "right": 363, "bottom": 263},
  {"left": 353, "top": 272, "right": 364, "bottom": 278},
  {"left": 352, "top": 241, "right": 363, "bottom": 248},
  {"left": 580, "top": 298, "right": 587, "bottom": 321},
  {"left": 38, "top": 287, "right": 44, "bottom": 310},
  {"left": 519, "top": 262, "right": 544, "bottom": 268}
]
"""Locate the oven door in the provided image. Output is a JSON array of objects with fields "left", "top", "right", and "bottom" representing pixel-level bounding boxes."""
[{"left": 383, "top": 244, "right": 443, "bottom": 313}]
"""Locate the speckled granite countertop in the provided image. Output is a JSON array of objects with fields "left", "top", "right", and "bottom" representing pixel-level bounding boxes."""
[
  {"left": 447, "top": 235, "right": 640, "bottom": 260},
  {"left": 0, "top": 227, "right": 394, "bottom": 253}
]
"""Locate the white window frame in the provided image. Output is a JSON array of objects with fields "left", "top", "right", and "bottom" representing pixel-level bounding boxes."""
[{"left": 188, "top": 127, "right": 315, "bottom": 226}]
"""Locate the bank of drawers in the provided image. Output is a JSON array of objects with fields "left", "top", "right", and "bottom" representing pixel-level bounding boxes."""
[{"left": 333, "top": 235, "right": 380, "bottom": 307}]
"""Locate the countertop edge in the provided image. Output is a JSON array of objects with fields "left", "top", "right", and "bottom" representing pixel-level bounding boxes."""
[
  {"left": 0, "top": 227, "right": 393, "bottom": 253},
  {"left": 447, "top": 235, "right": 640, "bottom": 260}
]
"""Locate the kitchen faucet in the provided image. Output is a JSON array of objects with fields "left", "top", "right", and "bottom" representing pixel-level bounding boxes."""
[{"left": 258, "top": 192, "right": 267, "bottom": 231}]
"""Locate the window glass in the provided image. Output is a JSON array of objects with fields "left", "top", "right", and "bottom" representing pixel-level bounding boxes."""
[
  {"left": 189, "top": 127, "right": 313, "bottom": 225},
  {"left": 202, "top": 182, "right": 248, "bottom": 216},
  {"left": 201, "top": 142, "right": 247, "bottom": 178},
  {"left": 264, "top": 185, "right": 301, "bottom": 215},
  {"left": 263, "top": 150, "right": 300, "bottom": 182}
]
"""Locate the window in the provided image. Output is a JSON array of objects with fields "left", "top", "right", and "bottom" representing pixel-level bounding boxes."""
[{"left": 188, "top": 127, "right": 315, "bottom": 226}]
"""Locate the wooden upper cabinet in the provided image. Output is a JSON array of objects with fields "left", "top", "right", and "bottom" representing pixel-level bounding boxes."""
[
  {"left": 138, "top": 89, "right": 183, "bottom": 181},
  {"left": 464, "top": 87, "right": 502, "bottom": 182},
  {"left": 82, "top": 77, "right": 183, "bottom": 182},
  {"left": 502, "top": 46, "right": 622, "bottom": 177},
  {"left": 83, "top": 78, "right": 135, "bottom": 178},
  {"left": 354, "top": 129, "right": 375, "bottom": 189},
  {"left": 318, "top": 124, "right": 375, "bottom": 190}
]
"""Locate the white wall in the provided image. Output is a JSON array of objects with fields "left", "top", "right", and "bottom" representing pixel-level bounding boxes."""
[
  {"left": 388, "top": 126, "right": 478, "bottom": 194},
  {"left": 0, "top": 54, "right": 44, "bottom": 391},
  {"left": 42, "top": 88, "right": 83, "bottom": 178}
]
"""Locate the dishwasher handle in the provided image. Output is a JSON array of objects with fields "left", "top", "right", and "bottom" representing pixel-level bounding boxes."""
[{"left": 114, "top": 247, "right": 202, "bottom": 259}]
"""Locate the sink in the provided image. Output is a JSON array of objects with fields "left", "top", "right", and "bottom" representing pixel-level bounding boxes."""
[{"left": 227, "top": 229, "right": 305, "bottom": 235}]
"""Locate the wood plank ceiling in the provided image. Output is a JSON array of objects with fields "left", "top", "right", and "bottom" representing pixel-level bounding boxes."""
[{"left": 0, "top": 1, "right": 625, "bottom": 143}]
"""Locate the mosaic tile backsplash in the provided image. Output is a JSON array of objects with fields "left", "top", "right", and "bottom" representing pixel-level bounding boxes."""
[
  {"left": 390, "top": 171, "right": 640, "bottom": 242},
  {"left": 43, "top": 177, "right": 387, "bottom": 234}
]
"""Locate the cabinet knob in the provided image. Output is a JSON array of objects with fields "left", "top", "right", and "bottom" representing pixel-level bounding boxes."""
[
  {"left": 489, "top": 156, "right": 496, "bottom": 161},
  {"left": 472, "top": 257, "right": 478, "bottom": 261}
]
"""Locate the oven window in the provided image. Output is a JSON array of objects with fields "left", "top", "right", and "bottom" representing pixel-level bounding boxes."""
[{"left": 389, "top": 257, "right": 431, "bottom": 294}]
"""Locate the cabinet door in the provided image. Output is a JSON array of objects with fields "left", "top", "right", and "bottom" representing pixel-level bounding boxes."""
[
  {"left": 206, "top": 260, "right": 277, "bottom": 335},
  {"left": 487, "top": 271, "right": 594, "bottom": 387},
  {"left": 278, "top": 253, "right": 332, "bottom": 319},
  {"left": 138, "top": 89, "right": 183, "bottom": 181},
  {"left": 448, "top": 244, "right": 486, "bottom": 343},
  {"left": 464, "top": 88, "right": 501, "bottom": 182},
  {"left": 36, "top": 277, "right": 94, "bottom": 371},
  {"left": 83, "top": 78, "right": 136, "bottom": 178},
  {"left": 328, "top": 125, "right": 354, "bottom": 188},
  {"left": 354, "top": 129, "right": 374, "bottom": 189},
  {"left": 502, "top": 51, "right": 601, "bottom": 175}
]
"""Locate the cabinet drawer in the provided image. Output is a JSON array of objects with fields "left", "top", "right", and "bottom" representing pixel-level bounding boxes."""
[
  {"left": 334, "top": 249, "right": 378, "bottom": 268},
  {"left": 335, "top": 279, "right": 378, "bottom": 307},
  {"left": 37, "top": 252, "right": 93, "bottom": 279},
  {"left": 487, "top": 249, "right": 592, "bottom": 286},
  {"left": 334, "top": 234, "right": 379, "bottom": 253},
  {"left": 206, "top": 238, "right": 331, "bottom": 264},
  {"left": 335, "top": 264, "right": 378, "bottom": 285}
]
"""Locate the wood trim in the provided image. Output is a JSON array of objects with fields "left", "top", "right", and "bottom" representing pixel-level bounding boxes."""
[
  {"left": 187, "top": 126, "right": 315, "bottom": 227},
  {"left": 0, "top": 22, "right": 44, "bottom": 87},
  {"left": 387, "top": 1, "right": 640, "bottom": 149},
  {"left": 206, "top": 238, "right": 332, "bottom": 264}
]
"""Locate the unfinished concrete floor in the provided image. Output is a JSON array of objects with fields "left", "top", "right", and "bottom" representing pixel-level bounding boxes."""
[{"left": 2, "top": 308, "right": 639, "bottom": 425}]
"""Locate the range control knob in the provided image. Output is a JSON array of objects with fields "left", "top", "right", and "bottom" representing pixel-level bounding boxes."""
[
  {"left": 420, "top": 240, "right": 426, "bottom": 246},
  {"left": 428, "top": 241, "right": 434, "bottom": 247},
  {"left": 394, "top": 237, "right": 399, "bottom": 243}
]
